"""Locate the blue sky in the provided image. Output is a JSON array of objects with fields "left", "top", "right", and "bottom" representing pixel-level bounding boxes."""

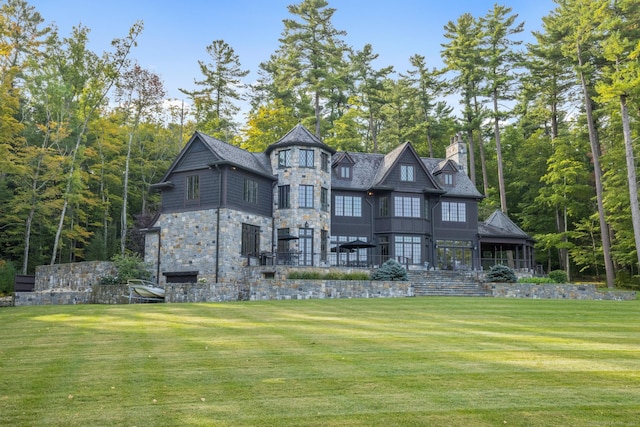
[{"left": 30, "top": 0, "right": 557, "bottom": 102}]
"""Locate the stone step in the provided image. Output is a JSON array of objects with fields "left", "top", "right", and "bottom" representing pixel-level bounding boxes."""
[{"left": 412, "top": 282, "right": 490, "bottom": 297}]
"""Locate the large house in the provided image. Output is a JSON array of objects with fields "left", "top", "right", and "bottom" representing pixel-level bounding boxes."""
[{"left": 144, "top": 124, "right": 534, "bottom": 284}]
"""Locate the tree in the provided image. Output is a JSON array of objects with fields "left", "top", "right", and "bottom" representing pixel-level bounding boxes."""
[
  {"left": 349, "top": 44, "right": 393, "bottom": 153},
  {"left": 115, "top": 64, "right": 165, "bottom": 255},
  {"left": 543, "top": 0, "right": 615, "bottom": 287},
  {"left": 50, "top": 22, "right": 143, "bottom": 265},
  {"left": 180, "top": 39, "right": 248, "bottom": 140},
  {"left": 442, "top": 13, "right": 485, "bottom": 192},
  {"left": 402, "top": 54, "right": 445, "bottom": 157},
  {"left": 596, "top": 0, "right": 640, "bottom": 269},
  {"left": 274, "top": 0, "right": 348, "bottom": 136},
  {"left": 479, "top": 4, "right": 524, "bottom": 214}
]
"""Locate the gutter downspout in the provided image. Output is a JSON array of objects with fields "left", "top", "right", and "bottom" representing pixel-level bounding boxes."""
[
  {"left": 214, "top": 164, "right": 221, "bottom": 284},
  {"left": 430, "top": 197, "right": 441, "bottom": 269}
]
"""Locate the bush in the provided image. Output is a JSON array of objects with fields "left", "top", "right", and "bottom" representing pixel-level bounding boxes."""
[
  {"left": 287, "top": 271, "right": 370, "bottom": 280},
  {"left": 518, "top": 277, "right": 553, "bottom": 284},
  {"left": 371, "top": 259, "right": 407, "bottom": 281},
  {"left": 485, "top": 264, "right": 517, "bottom": 283},
  {"left": 99, "top": 252, "right": 151, "bottom": 284},
  {"left": 0, "top": 260, "right": 16, "bottom": 295},
  {"left": 548, "top": 270, "right": 568, "bottom": 284}
]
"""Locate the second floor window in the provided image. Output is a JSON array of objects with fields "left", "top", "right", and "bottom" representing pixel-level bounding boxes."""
[
  {"left": 394, "top": 196, "right": 421, "bottom": 218},
  {"left": 379, "top": 196, "right": 389, "bottom": 217},
  {"left": 400, "top": 165, "right": 415, "bottom": 181},
  {"left": 340, "top": 165, "right": 351, "bottom": 179},
  {"left": 335, "top": 195, "right": 362, "bottom": 217},
  {"left": 321, "top": 152, "right": 329, "bottom": 172},
  {"left": 442, "top": 202, "right": 467, "bottom": 222},
  {"left": 278, "top": 149, "right": 291, "bottom": 168},
  {"left": 300, "top": 149, "right": 314, "bottom": 168},
  {"left": 186, "top": 175, "right": 199, "bottom": 200},
  {"left": 243, "top": 179, "right": 258, "bottom": 204},
  {"left": 299, "top": 185, "right": 314, "bottom": 208},
  {"left": 278, "top": 185, "right": 290, "bottom": 209},
  {"left": 321, "top": 187, "right": 329, "bottom": 211}
]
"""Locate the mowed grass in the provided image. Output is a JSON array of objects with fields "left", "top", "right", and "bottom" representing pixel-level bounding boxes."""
[{"left": 1, "top": 298, "right": 639, "bottom": 426}]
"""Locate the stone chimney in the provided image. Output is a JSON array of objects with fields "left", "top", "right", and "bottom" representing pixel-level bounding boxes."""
[{"left": 445, "top": 132, "right": 468, "bottom": 176}]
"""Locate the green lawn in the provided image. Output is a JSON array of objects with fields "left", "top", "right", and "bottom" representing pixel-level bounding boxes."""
[{"left": 1, "top": 298, "right": 639, "bottom": 426}]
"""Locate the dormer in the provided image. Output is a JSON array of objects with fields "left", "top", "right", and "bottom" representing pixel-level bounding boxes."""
[{"left": 332, "top": 152, "right": 355, "bottom": 181}]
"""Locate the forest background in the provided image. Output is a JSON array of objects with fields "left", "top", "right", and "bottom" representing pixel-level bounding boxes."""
[{"left": 1, "top": 0, "right": 640, "bottom": 291}]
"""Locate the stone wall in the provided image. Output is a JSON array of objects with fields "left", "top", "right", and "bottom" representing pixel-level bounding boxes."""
[
  {"left": 35, "top": 261, "right": 116, "bottom": 291},
  {"left": 14, "top": 290, "right": 93, "bottom": 306},
  {"left": 250, "top": 279, "right": 412, "bottom": 300},
  {"left": 487, "top": 283, "right": 636, "bottom": 300},
  {"left": 146, "top": 209, "right": 273, "bottom": 286}
]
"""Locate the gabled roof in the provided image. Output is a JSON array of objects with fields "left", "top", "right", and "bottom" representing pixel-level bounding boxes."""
[
  {"left": 478, "top": 210, "right": 531, "bottom": 238},
  {"left": 154, "top": 132, "right": 274, "bottom": 185},
  {"left": 198, "top": 132, "right": 273, "bottom": 178},
  {"left": 422, "top": 158, "right": 483, "bottom": 199},
  {"left": 369, "top": 142, "right": 441, "bottom": 191},
  {"left": 330, "top": 142, "right": 484, "bottom": 198},
  {"left": 332, "top": 151, "right": 355, "bottom": 166},
  {"left": 265, "top": 123, "right": 336, "bottom": 155}
]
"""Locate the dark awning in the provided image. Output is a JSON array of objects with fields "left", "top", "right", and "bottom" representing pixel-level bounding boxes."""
[
  {"left": 339, "top": 239, "right": 376, "bottom": 250},
  {"left": 278, "top": 234, "right": 299, "bottom": 241}
]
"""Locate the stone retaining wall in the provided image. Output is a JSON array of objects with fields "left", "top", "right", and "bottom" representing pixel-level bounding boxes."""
[
  {"left": 35, "top": 261, "right": 116, "bottom": 291},
  {"left": 488, "top": 283, "right": 635, "bottom": 300},
  {"left": 250, "top": 279, "right": 412, "bottom": 300}
]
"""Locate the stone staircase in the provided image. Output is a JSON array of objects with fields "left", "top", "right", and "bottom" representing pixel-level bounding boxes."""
[{"left": 408, "top": 270, "right": 490, "bottom": 297}]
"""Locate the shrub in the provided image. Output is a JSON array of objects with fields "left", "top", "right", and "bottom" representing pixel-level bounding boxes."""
[
  {"left": 0, "top": 260, "right": 16, "bottom": 295},
  {"left": 99, "top": 252, "right": 151, "bottom": 284},
  {"left": 518, "top": 277, "right": 552, "bottom": 284},
  {"left": 548, "top": 270, "right": 568, "bottom": 284},
  {"left": 485, "top": 264, "right": 517, "bottom": 283},
  {"left": 371, "top": 259, "right": 407, "bottom": 281},
  {"left": 287, "top": 271, "right": 370, "bottom": 280}
]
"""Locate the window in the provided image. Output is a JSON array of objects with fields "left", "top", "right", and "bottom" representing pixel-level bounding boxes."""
[
  {"left": 400, "top": 165, "right": 415, "bottom": 181},
  {"left": 379, "top": 236, "right": 390, "bottom": 263},
  {"left": 321, "top": 187, "right": 329, "bottom": 211},
  {"left": 379, "top": 196, "right": 389, "bottom": 217},
  {"left": 394, "top": 196, "right": 421, "bottom": 218},
  {"left": 299, "top": 185, "right": 314, "bottom": 208},
  {"left": 442, "top": 202, "right": 467, "bottom": 222},
  {"left": 424, "top": 199, "right": 430, "bottom": 220},
  {"left": 186, "top": 175, "right": 199, "bottom": 200},
  {"left": 300, "top": 149, "right": 314, "bottom": 168},
  {"left": 442, "top": 173, "right": 454, "bottom": 186},
  {"left": 278, "top": 150, "right": 291, "bottom": 168},
  {"left": 278, "top": 185, "right": 290, "bottom": 209},
  {"left": 334, "top": 195, "right": 362, "bottom": 217},
  {"left": 340, "top": 165, "right": 351, "bottom": 179},
  {"left": 395, "top": 235, "right": 421, "bottom": 264},
  {"left": 321, "top": 152, "right": 329, "bottom": 172},
  {"left": 243, "top": 179, "right": 258, "bottom": 204},
  {"left": 320, "top": 229, "right": 328, "bottom": 262},
  {"left": 241, "top": 224, "right": 260, "bottom": 256}
]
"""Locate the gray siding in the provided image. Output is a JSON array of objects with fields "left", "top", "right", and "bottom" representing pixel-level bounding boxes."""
[
  {"left": 174, "top": 139, "right": 217, "bottom": 172},
  {"left": 330, "top": 190, "right": 372, "bottom": 239},
  {"left": 225, "top": 168, "right": 273, "bottom": 217},
  {"left": 161, "top": 169, "right": 220, "bottom": 212}
]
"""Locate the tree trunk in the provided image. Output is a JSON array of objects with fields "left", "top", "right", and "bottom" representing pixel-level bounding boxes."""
[
  {"left": 121, "top": 131, "right": 133, "bottom": 255},
  {"left": 493, "top": 91, "right": 507, "bottom": 213},
  {"left": 577, "top": 53, "right": 615, "bottom": 288},
  {"left": 620, "top": 94, "right": 640, "bottom": 268}
]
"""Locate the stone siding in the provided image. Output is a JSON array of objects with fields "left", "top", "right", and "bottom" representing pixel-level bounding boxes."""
[
  {"left": 34, "top": 261, "right": 116, "bottom": 291},
  {"left": 146, "top": 209, "right": 272, "bottom": 285},
  {"left": 488, "top": 283, "right": 635, "bottom": 300}
]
